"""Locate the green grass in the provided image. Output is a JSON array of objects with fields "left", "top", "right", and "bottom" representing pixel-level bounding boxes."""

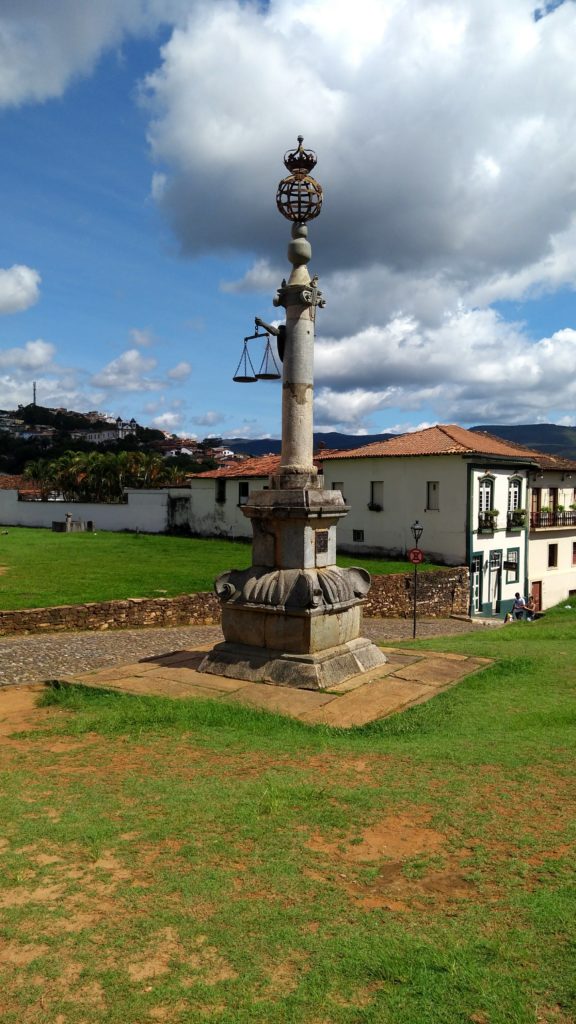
[
  {"left": 0, "top": 527, "right": 442, "bottom": 610},
  {"left": 0, "top": 605, "right": 575, "bottom": 1022}
]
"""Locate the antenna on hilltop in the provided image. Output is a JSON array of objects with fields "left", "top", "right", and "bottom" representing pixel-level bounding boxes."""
[{"left": 33, "top": 381, "right": 37, "bottom": 406}]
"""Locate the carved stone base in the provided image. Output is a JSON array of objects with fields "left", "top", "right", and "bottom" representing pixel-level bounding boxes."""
[{"left": 198, "top": 636, "right": 388, "bottom": 691}]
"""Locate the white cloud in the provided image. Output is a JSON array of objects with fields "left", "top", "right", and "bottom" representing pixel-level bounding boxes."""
[
  {"left": 144, "top": 0, "right": 576, "bottom": 299},
  {"left": 91, "top": 348, "right": 160, "bottom": 391},
  {"left": 130, "top": 327, "right": 154, "bottom": 348},
  {"left": 167, "top": 360, "right": 191, "bottom": 380},
  {"left": 0, "top": 339, "right": 55, "bottom": 370},
  {"left": 151, "top": 410, "right": 183, "bottom": 430},
  {"left": 191, "top": 410, "right": 226, "bottom": 427},
  {"left": 313, "top": 311, "right": 576, "bottom": 430},
  {"left": 0, "top": 0, "right": 191, "bottom": 108},
  {"left": 221, "top": 260, "right": 284, "bottom": 295},
  {"left": 0, "top": 265, "right": 41, "bottom": 314}
]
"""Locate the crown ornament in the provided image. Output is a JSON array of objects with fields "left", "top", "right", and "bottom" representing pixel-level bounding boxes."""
[
  {"left": 276, "top": 135, "right": 323, "bottom": 223},
  {"left": 283, "top": 136, "right": 318, "bottom": 178}
]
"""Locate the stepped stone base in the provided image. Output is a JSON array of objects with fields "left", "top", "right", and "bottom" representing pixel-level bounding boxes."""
[{"left": 198, "top": 636, "right": 388, "bottom": 691}]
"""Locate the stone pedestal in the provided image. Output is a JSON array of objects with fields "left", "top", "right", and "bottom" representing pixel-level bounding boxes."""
[{"left": 199, "top": 488, "right": 387, "bottom": 690}]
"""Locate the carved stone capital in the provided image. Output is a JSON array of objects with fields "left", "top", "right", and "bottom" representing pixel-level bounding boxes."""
[
  {"left": 273, "top": 282, "right": 325, "bottom": 310},
  {"left": 214, "top": 565, "right": 371, "bottom": 613}
]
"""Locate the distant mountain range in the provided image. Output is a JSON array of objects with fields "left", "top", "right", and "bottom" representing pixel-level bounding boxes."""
[
  {"left": 223, "top": 424, "right": 576, "bottom": 461},
  {"left": 470, "top": 424, "right": 576, "bottom": 460}
]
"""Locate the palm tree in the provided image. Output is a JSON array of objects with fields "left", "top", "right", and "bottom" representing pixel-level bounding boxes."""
[{"left": 23, "top": 459, "right": 56, "bottom": 500}]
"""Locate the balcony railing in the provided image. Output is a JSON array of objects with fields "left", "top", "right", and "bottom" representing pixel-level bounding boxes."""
[
  {"left": 506, "top": 512, "right": 527, "bottom": 530},
  {"left": 478, "top": 513, "right": 498, "bottom": 532},
  {"left": 530, "top": 510, "right": 576, "bottom": 530}
]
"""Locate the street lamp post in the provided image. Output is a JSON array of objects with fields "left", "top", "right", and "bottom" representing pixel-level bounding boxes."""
[{"left": 410, "top": 520, "right": 424, "bottom": 639}]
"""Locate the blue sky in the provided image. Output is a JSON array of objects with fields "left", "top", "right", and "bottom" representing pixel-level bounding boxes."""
[{"left": 1, "top": 0, "right": 576, "bottom": 438}]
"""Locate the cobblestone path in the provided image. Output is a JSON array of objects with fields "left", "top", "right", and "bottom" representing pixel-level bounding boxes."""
[{"left": 0, "top": 617, "right": 488, "bottom": 688}]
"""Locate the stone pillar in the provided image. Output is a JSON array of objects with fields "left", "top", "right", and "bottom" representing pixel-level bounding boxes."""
[
  {"left": 198, "top": 138, "right": 387, "bottom": 690},
  {"left": 273, "top": 223, "right": 319, "bottom": 490}
]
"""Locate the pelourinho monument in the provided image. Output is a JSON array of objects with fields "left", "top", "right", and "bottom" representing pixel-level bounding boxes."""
[{"left": 199, "top": 138, "right": 387, "bottom": 689}]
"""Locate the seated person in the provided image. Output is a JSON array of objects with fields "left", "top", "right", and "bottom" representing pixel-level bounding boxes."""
[{"left": 512, "top": 593, "right": 526, "bottom": 620}]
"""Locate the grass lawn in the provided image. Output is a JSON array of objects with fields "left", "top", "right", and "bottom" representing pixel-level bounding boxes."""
[
  {"left": 0, "top": 527, "right": 442, "bottom": 610},
  {"left": 0, "top": 605, "right": 574, "bottom": 1022}
]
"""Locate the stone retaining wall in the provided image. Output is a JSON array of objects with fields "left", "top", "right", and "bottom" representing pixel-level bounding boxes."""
[
  {"left": 364, "top": 566, "right": 470, "bottom": 619},
  {"left": 0, "top": 568, "right": 470, "bottom": 636}
]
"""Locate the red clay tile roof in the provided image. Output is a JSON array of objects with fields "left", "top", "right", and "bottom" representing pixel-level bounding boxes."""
[
  {"left": 192, "top": 451, "right": 331, "bottom": 480},
  {"left": 0, "top": 475, "right": 25, "bottom": 490},
  {"left": 0, "top": 475, "right": 42, "bottom": 497},
  {"left": 191, "top": 454, "right": 281, "bottom": 479},
  {"left": 320, "top": 424, "right": 549, "bottom": 462}
]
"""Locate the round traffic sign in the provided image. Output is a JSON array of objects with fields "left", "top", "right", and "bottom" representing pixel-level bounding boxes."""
[{"left": 408, "top": 547, "right": 424, "bottom": 564}]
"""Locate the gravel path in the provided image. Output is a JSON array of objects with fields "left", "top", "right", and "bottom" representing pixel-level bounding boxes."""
[{"left": 0, "top": 617, "right": 490, "bottom": 688}]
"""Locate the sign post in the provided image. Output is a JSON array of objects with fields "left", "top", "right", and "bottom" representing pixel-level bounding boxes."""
[{"left": 408, "top": 545, "right": 424, "bottom": 638}]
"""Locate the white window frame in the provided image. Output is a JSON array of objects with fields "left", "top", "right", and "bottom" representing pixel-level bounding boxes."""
[{"left": 479, "top": 477, "right": 494, "bottom": 514}]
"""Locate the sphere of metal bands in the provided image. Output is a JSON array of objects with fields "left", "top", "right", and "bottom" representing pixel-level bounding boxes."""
[{"left": 276, "top": 174, "right": 323, "bottom": 223}]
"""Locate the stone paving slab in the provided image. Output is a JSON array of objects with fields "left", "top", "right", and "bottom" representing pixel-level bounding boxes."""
[
  {"left": 395, "top": 657, "right": 490, "bottom": 685},
  {"left": 300, "top": 677, "right": 431, "bottom": 727},
  {"left": 62, "top": 644, "right": 492, "bottom": 729}
]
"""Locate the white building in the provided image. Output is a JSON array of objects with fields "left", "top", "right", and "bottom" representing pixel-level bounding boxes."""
[
  {"left": 321, "top": 424, "right": 576, "bottom": 617},
  {"left": 189, "top": 455, "right": 281, "bottom": 539}
]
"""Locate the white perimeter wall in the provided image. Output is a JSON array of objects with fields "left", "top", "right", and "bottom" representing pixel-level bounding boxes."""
[{"left": 0, "top": 488, "right": 173, "bottom": 533}]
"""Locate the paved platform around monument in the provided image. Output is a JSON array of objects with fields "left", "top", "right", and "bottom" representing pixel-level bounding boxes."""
[{"left": 60, "top": 645, "right": 493, "bottom": 728}]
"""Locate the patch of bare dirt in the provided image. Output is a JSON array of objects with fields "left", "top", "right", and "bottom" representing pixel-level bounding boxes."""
[
  {"left": 0, "top": 941, "right": 48, "bottom": 966},
  {"left": 258, "top": 950, "right": 310, "bottom": 998},
  {"left": 127, "top": 927, "right": 237, "bottom": 988},
  {"left": 307, "top": 812, "right": 445, "bottom": 862},
  {"left": 305, "top": 808, "right": 478, "bottom": 912}
]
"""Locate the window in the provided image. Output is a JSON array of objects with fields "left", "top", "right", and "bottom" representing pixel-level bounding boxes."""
[
  {"left": 549, "top": 487, "right": 558, "bottom": 512},
  {"left": 479, "top": 477, "right": 494, "bottom": 513},
  {"left": 369, "top": 481, "right": 383, "bottom": 510},
  {"left": 215, "top": 479, "right": 226, "bottom": 504},
  {"left": 572, "top": 542, "right": 576, "bottom": 566},
  {"left": 548, "top": 543, "right": 558, "bottom": 568},
  {"left": 332, "top": 481, "right": 346, "bottom": 502},
  {"left": 505, "top": 548, "right": 519, "bottom": 583},
  {"left": 238, "top": 481, "right": 250, "bottom": 506},
  {"left": 507, "top": 479, "right": 521, "bottom": 512},
  {"left": 352, "top": 529, "right": 364, "bottom": 543},
  {"left": 490, "top": 550, "right": 502, "bottom": 572},
  {"left": 426, "top": 481, "right": 439, "bottom": 511}
]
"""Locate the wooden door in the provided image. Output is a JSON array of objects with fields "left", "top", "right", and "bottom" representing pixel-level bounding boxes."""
[{"left": 531, "top": 581, "right": 542, "bottom": 611}]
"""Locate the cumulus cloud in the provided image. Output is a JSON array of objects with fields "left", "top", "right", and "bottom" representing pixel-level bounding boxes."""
[
  {"left": 151, "top": 410, "right": 183, "bottom": 430},
  {"left": 190, "top": 410, "right": 226, "bottom": 427},
  {"left": 130, "top": 327, "right": 154, "bottom": 348},
  {"left": 0, "top": 265, "right": 41, "bottom": 314},
  {"left": 145, "top": 0, "right": 576, "bottom": 287},
  {"left": 137, "top": 0, "right": 576, "bottom": 429},
  {"left": 221, "top": 260, "right": 284, "bottom": 295},
  {"left": 91, "top": 348, "right": 160, "bottom": 391},
  {"left": 314, "top": 311, "right": 576, "bottom": 429},
  {"left": 167, "top": 360, "right": 191, "bottom": 380},
  {"left": 0, "top": 339, "right": 55, "bottom": 370},
  {"left": 0, "top": 0, "right": 192, "bottom": 108}
]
